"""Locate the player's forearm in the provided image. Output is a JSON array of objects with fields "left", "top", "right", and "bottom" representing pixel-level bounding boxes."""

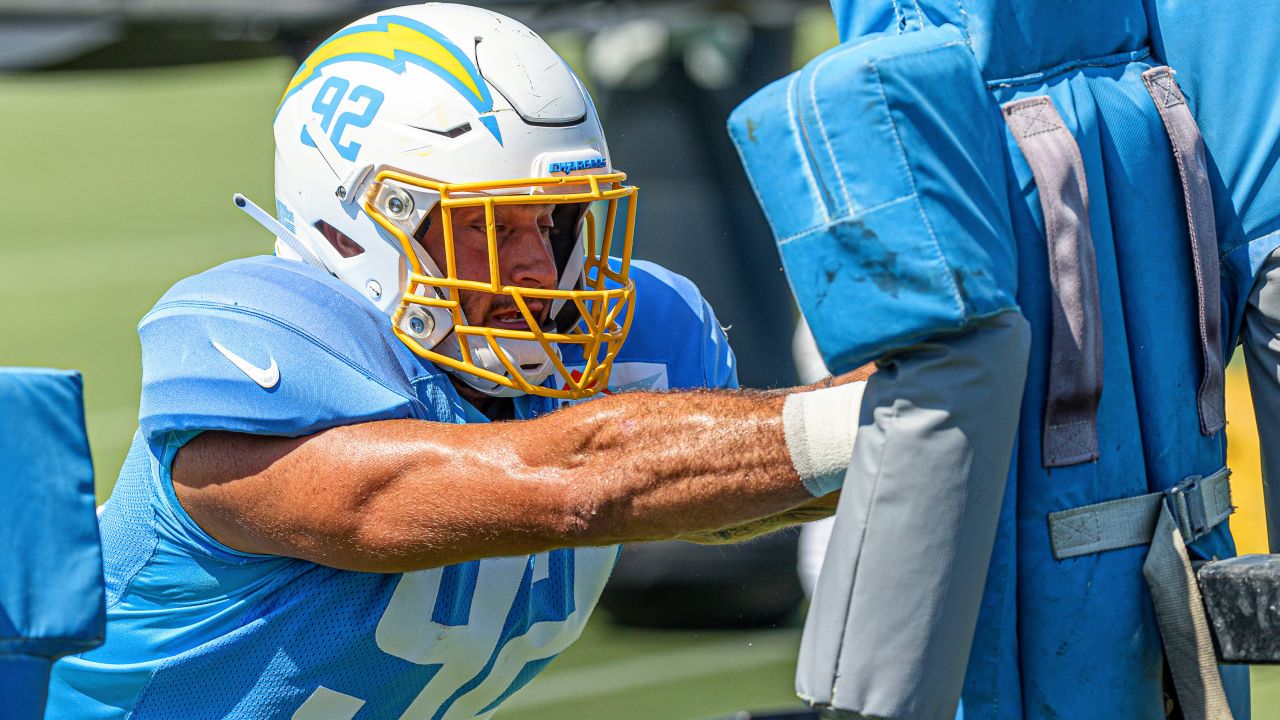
[
  {"left": 519, "top": 389, "right": 815, "bottom": 546},
  {"left": 342, "top": 390, "right": 817, "bottom": 566},
  {"left": 253, "top": 392, "right": 813, "bottom": 569}
]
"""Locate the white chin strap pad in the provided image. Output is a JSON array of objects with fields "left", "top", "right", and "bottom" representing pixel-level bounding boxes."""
[
  {"left": 444, "top": 335, "right": 557, "bottom": 398},
  {"left": 783, "top": 380, "right": 867, "bottom": 496}
]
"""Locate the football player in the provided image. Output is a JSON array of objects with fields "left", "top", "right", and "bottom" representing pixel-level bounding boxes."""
[{"left": 46, "top": 4, "right": 862, "bottom": 718}]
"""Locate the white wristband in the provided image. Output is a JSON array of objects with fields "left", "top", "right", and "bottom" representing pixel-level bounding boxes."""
[{"left": 782, "top": 380, "right": 866, "bottom": 496}]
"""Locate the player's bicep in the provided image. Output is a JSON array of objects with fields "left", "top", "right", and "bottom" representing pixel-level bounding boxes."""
[
  {"left": 170, "top": 419, "right": 585, "bottom": 572},
  {"left": 170, "top": 428, "right": 370, "bottom": 562}
]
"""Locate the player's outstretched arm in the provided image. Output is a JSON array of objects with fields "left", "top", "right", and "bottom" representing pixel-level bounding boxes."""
[{"left": 172, "top": 381, "right": 855, "bottom": 573}]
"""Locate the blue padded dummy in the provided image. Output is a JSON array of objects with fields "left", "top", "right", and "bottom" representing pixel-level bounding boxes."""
[
  {"left": 730, "top": 1, "right": 1280, "bottom": 718},
  {"left": 734, "top": 25, "right": 1030, "bottom": 720},
  {"left": 0, "top": 369, "right": 104, "bottom": 719}
]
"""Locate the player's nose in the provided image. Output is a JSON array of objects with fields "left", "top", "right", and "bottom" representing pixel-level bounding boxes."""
[{"left": 504, "top": 224, "right": 558, "bottom": 290}]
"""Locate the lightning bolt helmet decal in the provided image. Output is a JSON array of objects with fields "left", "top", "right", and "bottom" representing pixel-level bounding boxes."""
[{"left": 277, "top": 14, "right": 502, "bottom": 143}]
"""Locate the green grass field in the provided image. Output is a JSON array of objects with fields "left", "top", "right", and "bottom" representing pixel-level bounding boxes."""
[{"left": 2, "top": 52, "right": 1277, "bottom": 720}]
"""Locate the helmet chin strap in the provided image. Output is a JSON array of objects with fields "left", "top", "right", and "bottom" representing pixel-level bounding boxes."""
[{"left": 436, "top": 332, "right": 558, "bottom": 398}]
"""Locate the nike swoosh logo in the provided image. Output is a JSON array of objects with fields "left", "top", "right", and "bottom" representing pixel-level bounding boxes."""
[{"left": 211, "top": 340, "right": 280, "bottom": 389}]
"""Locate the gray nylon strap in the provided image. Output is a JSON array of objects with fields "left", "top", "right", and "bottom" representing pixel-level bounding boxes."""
[
  {"left": 1048, "top": 493, "right": 1164, "bottom": 560},
  {"left": 1143, "top": 506, "right": 1234, "bottom": 720},
  {"left": 1048, "top": 467, "right": 1234, "bottom": 720},
  {"left": 1047, "top": 468, "right": 1231, "bottom": 559},
  {"left": 1002, "top": 97, "right": 1103, "bottom": 467},
  {"left": 1142, "top": 67, "right": 1226, "bottom": 435}
]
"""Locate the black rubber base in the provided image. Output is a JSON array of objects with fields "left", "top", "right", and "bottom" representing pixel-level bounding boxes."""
[{"left": 1198, "top": 554, "right": 1280, "bottom": 664}]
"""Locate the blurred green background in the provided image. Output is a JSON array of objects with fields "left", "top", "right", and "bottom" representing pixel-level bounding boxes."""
[
  {"left": 3, "top": 13, "right": 1278, "bottom": 720},
  {"left": 1, "top": 60, "right": 280, "bottom": 481}
]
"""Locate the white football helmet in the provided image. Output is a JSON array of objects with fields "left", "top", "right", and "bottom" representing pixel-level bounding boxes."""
[{"left": 270, "top": 3, "right": 637, "bottom": 399}]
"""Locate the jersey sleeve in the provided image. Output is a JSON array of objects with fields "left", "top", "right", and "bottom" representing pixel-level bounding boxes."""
[
  {"left": 624, "top": 260, "right": 739, "bottom": 390},
  {"left": 137, "top": 256, "right": 425, "bottom": 446},
  {"left": 698, "top": 293, "right": 738, "bottom": 390},
  {"left": 132, "top": 257, "right": 430, "bottom": 561}
]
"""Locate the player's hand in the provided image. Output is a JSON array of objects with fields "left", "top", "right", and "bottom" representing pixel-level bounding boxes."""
[{"left": 799, "top": 362, "right": 875, "bottom": 392}]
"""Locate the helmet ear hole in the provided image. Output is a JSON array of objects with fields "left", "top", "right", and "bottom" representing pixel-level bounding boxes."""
[
  {"left": 314, "top": 220, "right": 365, "bottom": 258},
  {"left": 413, "top": 213, "right": 433, "bottom": 244},
  {"left": 549, "top": 202, "right": 588, "bottom": 275}
]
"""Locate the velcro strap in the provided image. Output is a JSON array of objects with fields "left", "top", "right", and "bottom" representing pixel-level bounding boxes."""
[
  {"left": 1047, "top": 468, "right": 1231, "bottom": 560},
  {"left": 1142, "top": 67, "right": 1226, "bottom": 436},
  {"left": 1002, "top": 96, "right": 1103, "bottom": 467}
]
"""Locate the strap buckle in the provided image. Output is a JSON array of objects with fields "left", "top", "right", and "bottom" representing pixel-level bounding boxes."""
[{"left": 1165, "top": 474, "right": 1210, "bottom": 544}]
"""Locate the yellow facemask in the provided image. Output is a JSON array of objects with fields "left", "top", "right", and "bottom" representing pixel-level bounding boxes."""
[{"left": 362, "top": 167, "right": 638, "bottom": 400}]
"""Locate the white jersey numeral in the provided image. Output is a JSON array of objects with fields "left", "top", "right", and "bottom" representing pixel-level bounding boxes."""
[
  {"left": 291, "top": 687, "right": 366, "bottom": 720},
  {"left": 291, "top": 548, "right": 614, "bottom": 720}
]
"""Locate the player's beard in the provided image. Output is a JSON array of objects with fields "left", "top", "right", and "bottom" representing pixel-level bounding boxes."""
[{"left": 448, "top": 291, "right": 551, "bottom": 415}]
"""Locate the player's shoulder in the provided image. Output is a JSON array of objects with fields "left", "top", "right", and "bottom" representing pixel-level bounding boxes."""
[
  {"left": 620, "top": 259, "right": 723, "bottom": 347},
  {"left": 146, "top": 254, "right": 381, "bottom": 329},
  {"left": 588, "top": 258, "right": 736, "bottom": 391},
  {"left": 141, "top": 254, "right": 413, "bottom": 374},
  {"left": 136, "top": 255, "right": 437, "bottom": 442}
]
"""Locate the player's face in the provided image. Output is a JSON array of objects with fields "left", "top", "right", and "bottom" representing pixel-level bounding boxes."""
[{"left": 419, "top": 203, "right": 559, "bottom": 329}]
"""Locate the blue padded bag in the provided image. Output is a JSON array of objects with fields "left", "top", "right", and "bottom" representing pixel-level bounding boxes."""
[
  {"left": 732, "top": 0, "right": 1280, "bottom": 718},
  {"left": 728, "top": 25, "right": 1018, "bottom": 373},
  {"left": 0, "top": 369, "right": 104, "bottom": 719}
]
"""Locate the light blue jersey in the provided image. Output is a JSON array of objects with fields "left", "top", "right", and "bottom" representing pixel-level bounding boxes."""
[{"left": 47, "top": 255, "right": 735, "bottom": 719}]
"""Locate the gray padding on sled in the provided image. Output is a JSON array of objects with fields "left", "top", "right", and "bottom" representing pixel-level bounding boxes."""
[
  {"left": 1142, "top": 67, "right": 1225, "bottom": 436},
  {"left": 796, "top": 310, "right": 1029, "bottom": 720}
]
